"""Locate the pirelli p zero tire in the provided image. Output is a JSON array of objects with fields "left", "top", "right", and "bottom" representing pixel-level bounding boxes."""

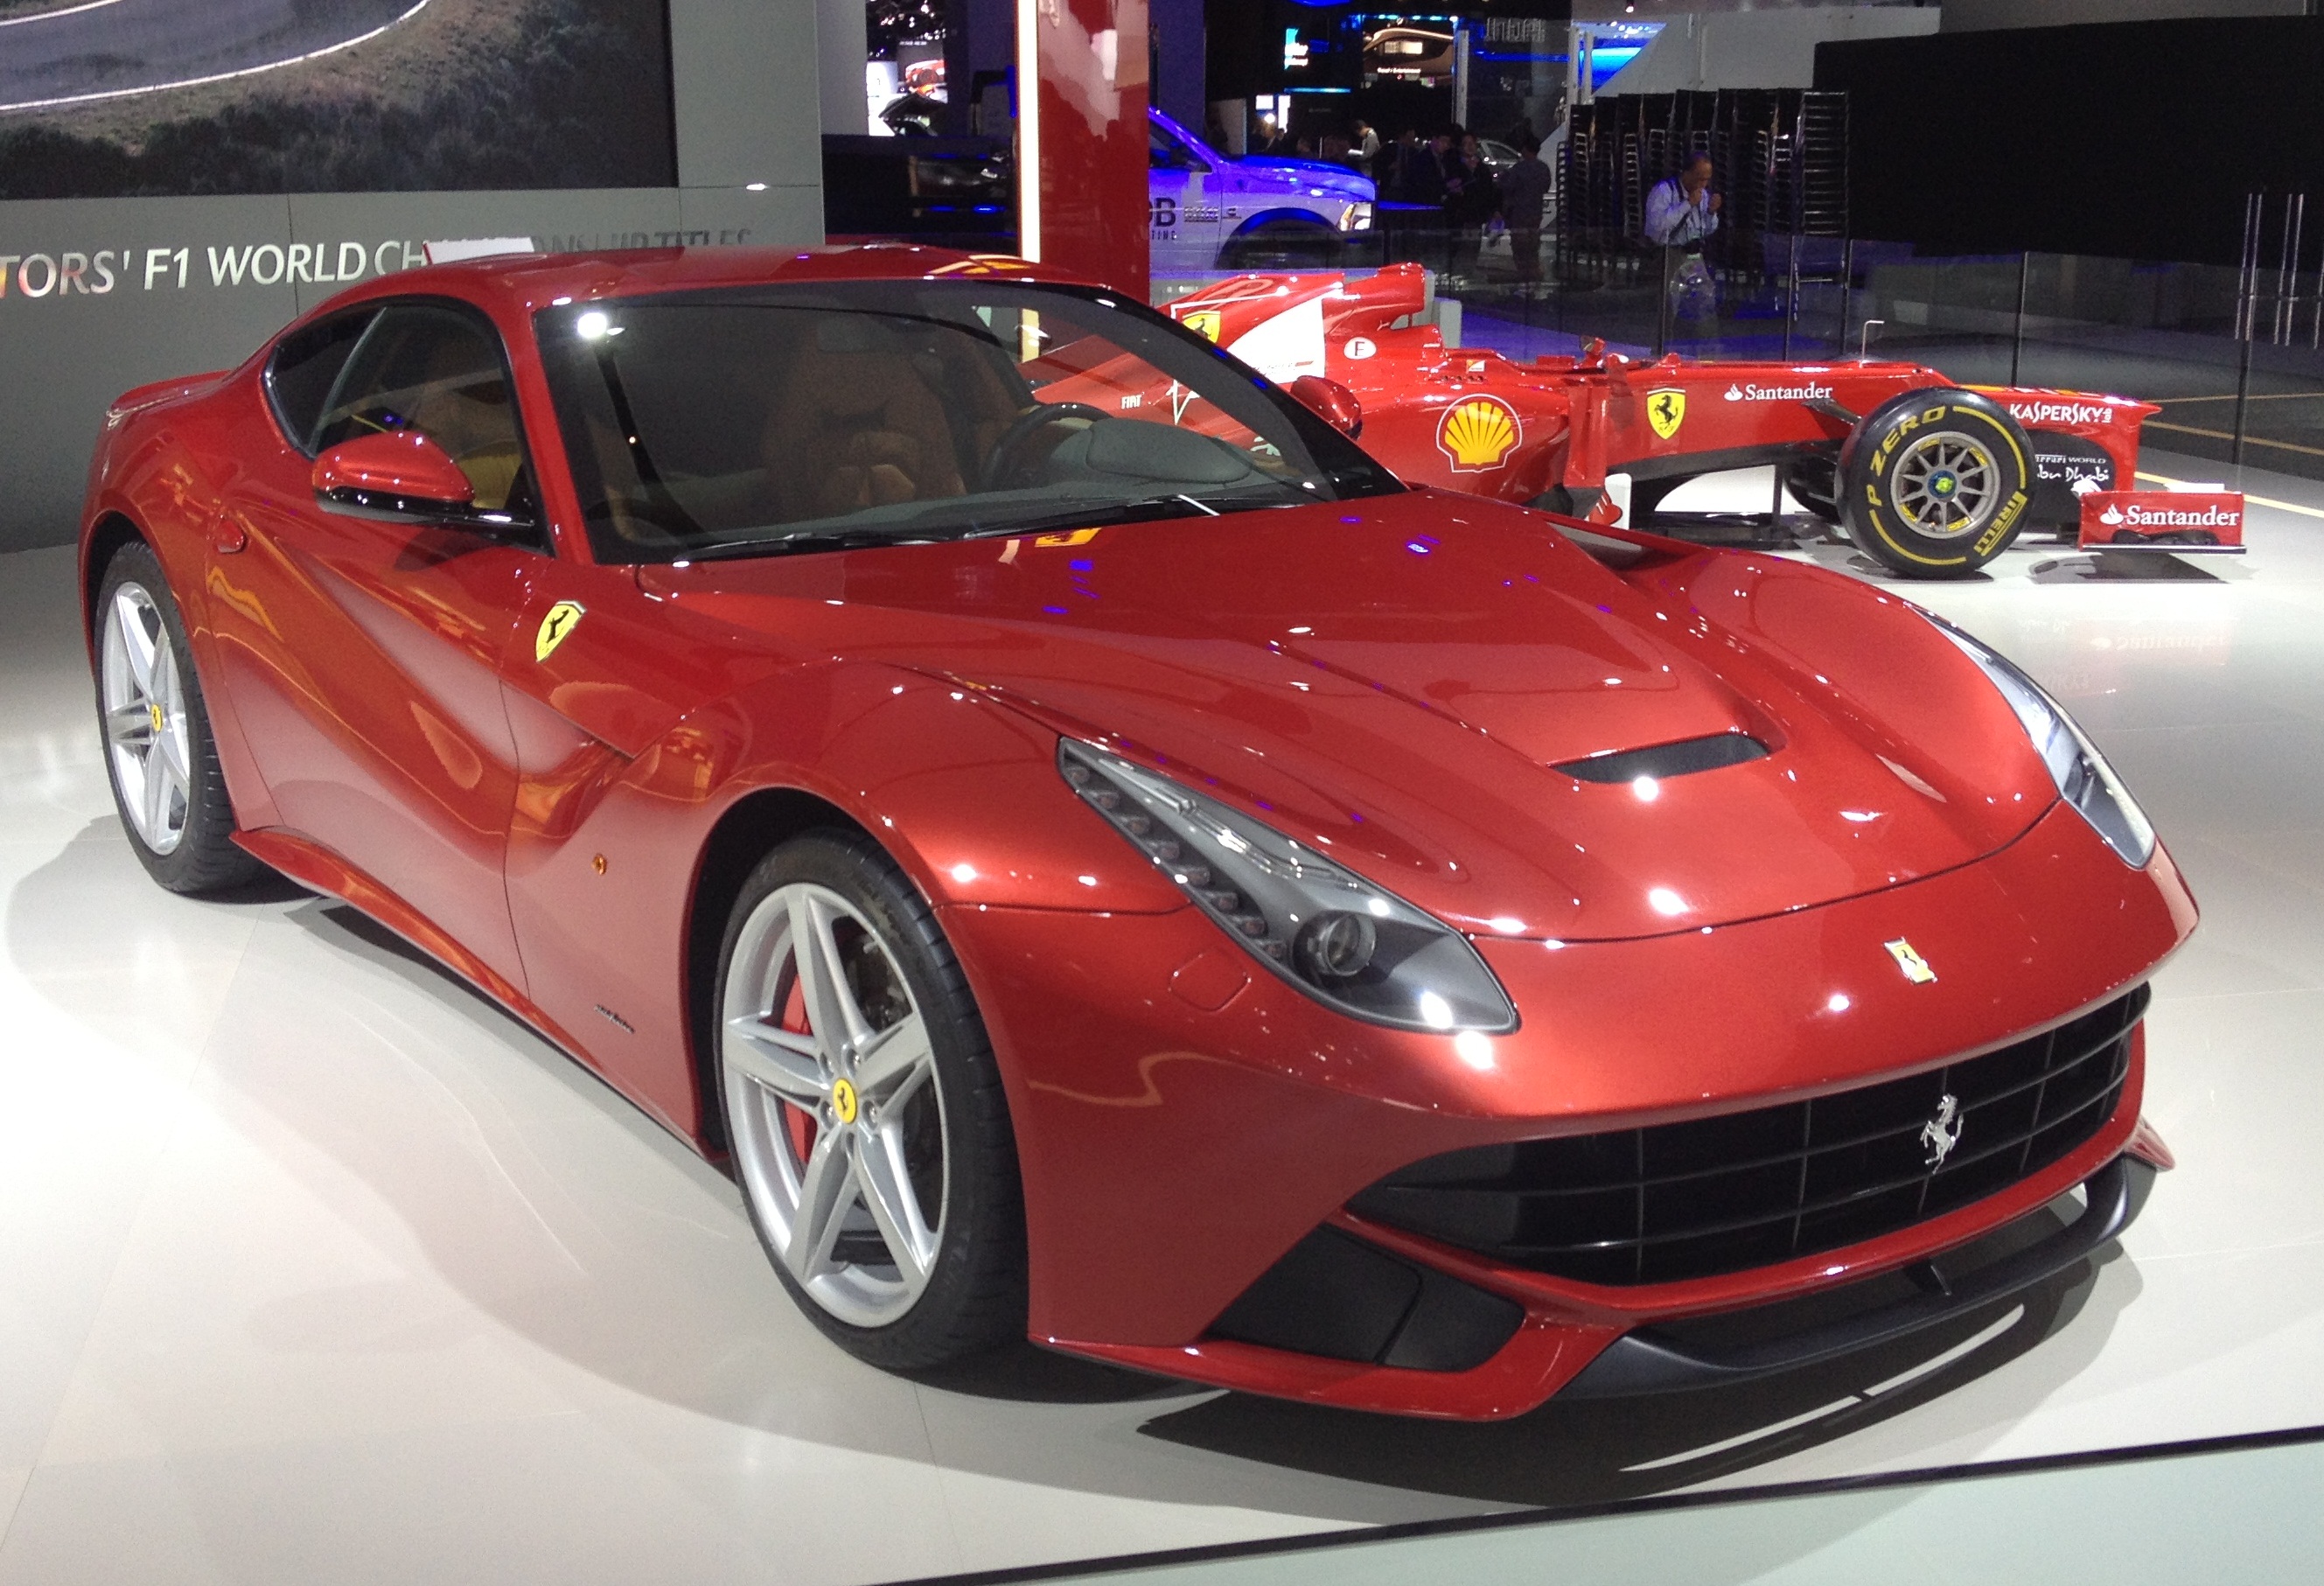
[
  {"left": 94, "top": 540, "right": 266, "bottom": 896},
  {"left": 715, "top": 830, "right": 1027, "bottom": 1371},
  {"left": 1839, "top": 388, "right": 2034, "bottom": 578}
]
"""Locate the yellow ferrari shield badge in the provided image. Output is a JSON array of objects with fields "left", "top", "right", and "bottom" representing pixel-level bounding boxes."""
[
  {"left": 832, "top": 1077, "right": 860, "bottom": 1125},
  {"left": 1885, "top": 938, "right": 1937, "bottom": 984},
  {"left": 1646, "top": 388, "right": 1687, "bottom": 440},
  {"left": 535, "top": 600, "right": 584, "bottom": 662},
  {"left": 1181, "top": 308, "right": 1223, "bottom": 343}
]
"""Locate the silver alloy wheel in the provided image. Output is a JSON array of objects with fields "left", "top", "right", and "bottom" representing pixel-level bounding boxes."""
[
  {"left": 100, "top": 582, "right": 192, "bottom": 856},
  {"left": 1891, "top": 432, "right": 1999, "bottom": 540},
  {"left": 722, "top": 882, "right": 948, "bottom": 1328}
]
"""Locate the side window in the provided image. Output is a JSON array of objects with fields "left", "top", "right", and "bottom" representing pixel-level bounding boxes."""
[
  {"left": 313, "top": 303, "right": 534, "bottom": 516},
  {"left": 266, "top": 308, "right": 376, "bottom": 452},
  {"left": 1149, "top": 124, "right": 1206, "bottom": 172}
]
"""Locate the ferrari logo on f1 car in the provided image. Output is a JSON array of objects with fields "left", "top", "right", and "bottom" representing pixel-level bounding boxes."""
[
  {"left": 1181, "top": 309, "right": 1223, "bottom": 343},
  {"left": 1646, "top": 388, "right": 1687, "bottom": 440},
  {"left": 535, "top": 600, "right": 585, "bottom": 662},
  {"left": 1921, "top": 1093, "right": 1963, "bottom": 1169},
  {"left": 1436, "top": 396, "right": 1522, "bottom": 472},
  {"left": 1885, "top": 937, "right": 1937, "bottom": 984}
]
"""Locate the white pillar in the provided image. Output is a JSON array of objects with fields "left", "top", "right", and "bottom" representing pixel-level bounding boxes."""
[{"left": 819, "top": 0, "right": 868, "bottom": 135}]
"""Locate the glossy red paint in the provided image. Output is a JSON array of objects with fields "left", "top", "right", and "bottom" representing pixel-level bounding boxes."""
[
  {"left": 79, "top": 244, "right": 2195, "bottom": 1419},
  {"left": 311, "top": 431, "right": 477, "bottom": 506},
  {"left": 1144, "top": 266, "right": 2160, "bottom": 517}
]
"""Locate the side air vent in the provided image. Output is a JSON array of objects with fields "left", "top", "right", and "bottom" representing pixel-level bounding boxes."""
[{"left": 1554, "top": 732, "right": 1769, "bottom": 784}]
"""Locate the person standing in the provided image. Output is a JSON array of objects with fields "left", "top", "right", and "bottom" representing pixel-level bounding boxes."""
[
  {"left": 1644, "top": 151, "right": 1722, "bottom": 345},
  {"left": 1498, "top": 135, "right": 1553, "bottom": 284},
  {"left": 1644, "top": 151, "right": 1720, "bottom": 248},
  {"left": 1352, "top": 119, "right": 1382, "bottom": 181},
  {"left": 1439, "top": 128, "right": 1494, "bottom": 280}
]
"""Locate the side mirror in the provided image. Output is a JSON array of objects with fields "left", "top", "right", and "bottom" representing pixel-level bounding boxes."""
[
  {"left": 1288, "top": 375, "right": 1363, "bottom": 439},
  {"left": 313, "top": 431, "right": 492, "bottom": 525}
]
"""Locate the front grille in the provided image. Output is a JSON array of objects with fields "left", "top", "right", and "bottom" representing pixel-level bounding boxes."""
[{"left": 1349, "top": 986, "right": 2146, "bottom": 1287}]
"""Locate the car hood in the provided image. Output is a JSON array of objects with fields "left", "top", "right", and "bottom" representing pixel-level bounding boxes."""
[
  {"left": 1234, "top": 156, "right": 1373, "bottom": 198},
  {"left": 639, "top": 494, "right": 2058, "bottom": 941}
]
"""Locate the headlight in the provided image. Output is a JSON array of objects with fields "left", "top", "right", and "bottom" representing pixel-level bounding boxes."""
[
  {"left": 1928, "top": 618, "right": 2156, "bottom": 867},
  {"left": 1343, "top": 201, "right": 1374, "bottom": 232},
  {"left": 1058, "top": 741, "right": 1518, "bottom": 1033}
]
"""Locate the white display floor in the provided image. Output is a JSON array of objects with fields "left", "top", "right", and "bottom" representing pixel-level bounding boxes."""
[{"left": 2, "top": 451, "right": 2320, "bottom": 1583}]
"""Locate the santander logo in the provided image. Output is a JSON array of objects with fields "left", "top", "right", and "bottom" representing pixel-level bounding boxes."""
[
  {"left": 1725, "top": 381, "right": 1833, "bottom": 402},
  {"left": 2117, "top": 501, "right": 2241, "bottom": 528}
]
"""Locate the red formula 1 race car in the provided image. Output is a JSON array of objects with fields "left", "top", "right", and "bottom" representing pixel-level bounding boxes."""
[
  {"left": 85, "top": 244, "right": 2189, "bottom": 1420},
  {"left": 1132, "top": 265, "right": 2224, "bottom": 577}
]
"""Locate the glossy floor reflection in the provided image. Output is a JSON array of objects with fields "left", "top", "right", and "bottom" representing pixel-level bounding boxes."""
[{"left": 1, "top": 451, "right": 2320, "bottom": 1583}]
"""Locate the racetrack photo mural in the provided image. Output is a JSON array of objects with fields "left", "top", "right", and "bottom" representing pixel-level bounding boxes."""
[{"left": 0, "top": 0, "right": 676, "bottom": 197}]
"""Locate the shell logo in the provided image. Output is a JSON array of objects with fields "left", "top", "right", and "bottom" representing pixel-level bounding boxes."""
[{"left": 1436, "top": 396, "right": 1522, "bottom": 472}]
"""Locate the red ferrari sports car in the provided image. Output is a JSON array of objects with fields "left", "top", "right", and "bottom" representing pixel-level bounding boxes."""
[
  {"left": 82, "top": 244, "right": 2191, "bottom": 1420},
  {"left": 1143, "top": 265, "right": 2212, "bottom": 576}
]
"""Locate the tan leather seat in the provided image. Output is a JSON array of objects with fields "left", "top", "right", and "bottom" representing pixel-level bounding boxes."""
[{"left": 760, "top": 339, "right": 968, "bottom": 523}]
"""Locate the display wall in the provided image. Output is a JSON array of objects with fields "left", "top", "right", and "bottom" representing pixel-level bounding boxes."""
[
  {"left": 0, "top": 0, "right": 821, "bottom": 555},
  {"left": 1818, "top": 16, "right": 2324, "bottom": 267}
]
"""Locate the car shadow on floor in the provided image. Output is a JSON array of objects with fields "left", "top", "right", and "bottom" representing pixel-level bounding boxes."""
[{"left": 0, "top": 827, "right": 2154, "bottom": 1520}]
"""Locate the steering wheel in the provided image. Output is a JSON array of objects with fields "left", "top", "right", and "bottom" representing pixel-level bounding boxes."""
[{"left": 980, "top": 402, "right": 1111, "bottom": 490}]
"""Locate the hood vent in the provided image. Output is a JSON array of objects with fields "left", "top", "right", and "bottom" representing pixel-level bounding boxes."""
[{"left": 1555, "top": 732, "right": 1769, "bottom": 785}]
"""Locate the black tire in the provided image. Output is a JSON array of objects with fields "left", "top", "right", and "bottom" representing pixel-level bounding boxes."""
[
  {"left": 1839, "top": 388, "right": 2034, "bottom": 577},
  {"left": 1218, "top": 222, "right": 1342, "bottom": 270},
  {"left": 715, "top": 829, "right": 1026, "bottom": 1371},
  {"left": 93, "top": 540, "right": 266, "bottom": 895},
  {"left": 1783, "top": 455, "right": 1842, "bottom": 526}
]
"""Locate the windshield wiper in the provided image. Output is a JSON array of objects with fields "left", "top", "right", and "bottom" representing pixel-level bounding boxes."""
[
  {"left": 676, "top": 528, "right": 943, "bottom": 562},
  {"left": 668, "top": 489, "right": 1303, "bottom": 564}
]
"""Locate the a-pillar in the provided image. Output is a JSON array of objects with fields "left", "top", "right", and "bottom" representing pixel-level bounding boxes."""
[{"left": 1017, "top": 0, "right": 1149, "bottom": 300}]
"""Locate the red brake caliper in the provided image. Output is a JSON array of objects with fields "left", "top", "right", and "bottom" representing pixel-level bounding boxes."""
[{"left": 779, "top": 975, "right": 818, "bottom": 1163}]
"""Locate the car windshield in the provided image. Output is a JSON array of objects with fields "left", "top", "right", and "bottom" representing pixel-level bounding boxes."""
[{"left": 534, "top": 278, "right": 1402, "bottom": 564}]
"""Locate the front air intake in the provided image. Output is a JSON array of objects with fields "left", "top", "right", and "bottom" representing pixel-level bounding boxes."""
[{"left": 1349, "top": 986, "right": 2146, "bottom": 1287}]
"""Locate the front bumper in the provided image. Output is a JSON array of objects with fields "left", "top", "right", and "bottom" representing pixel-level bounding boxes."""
[{"left": 943, "top": 801, "right": 2193, "bottom": 1420}]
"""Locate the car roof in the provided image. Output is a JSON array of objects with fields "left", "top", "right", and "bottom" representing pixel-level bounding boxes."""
[{"left": 318, "top": 243, "right": 1106, "bottom": 319}]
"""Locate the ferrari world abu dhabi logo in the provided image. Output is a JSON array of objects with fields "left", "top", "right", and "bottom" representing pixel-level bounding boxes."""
[
  {"left": 1921, "top": 1093, "right": 1964, "bottom": 1170},
  {"left": 1437, "top": 396, "right": 1522, "bottom": 471},
  {"left": 1646, "top": 388, "right": 1687, "bottom": 439}
]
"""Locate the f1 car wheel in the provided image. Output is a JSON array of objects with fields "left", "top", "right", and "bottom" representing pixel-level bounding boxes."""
[
  {"left": 716, "top": 830, "right": 1025, "bottom": 1369},
  {"left": 94, "top": 541, "right": 264, "bottom": 895},
  {"left": 1839, "top": 389, "right": 2033, "bottom": 577},
  {"left": 1783, "top": 456, "right": 1842, "bottom": 526}
]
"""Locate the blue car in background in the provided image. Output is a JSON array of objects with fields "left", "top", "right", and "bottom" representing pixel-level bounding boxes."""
[{"left": 1148, "top": 108, "right": 1374, "bottom": 272}]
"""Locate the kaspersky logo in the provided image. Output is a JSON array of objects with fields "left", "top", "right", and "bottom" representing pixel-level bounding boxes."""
[
  {"left": 1437, "top": 396, "right": 1522, "bottom": 471},
  {"left": 1724, "top": 381, "right": 1834, "bottom": 402},
  {"left": 2011, "top": 399, "right": 2114, "bottom": 426}
]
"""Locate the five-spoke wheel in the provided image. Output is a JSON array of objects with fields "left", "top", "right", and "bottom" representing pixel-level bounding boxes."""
[
  {"left": 93, "top": 541, "right": 263, "bottom": 894},
  {"left": 715, "top": 833, "right": 1024, "bottom": 1366},
  {"left": 101, "top": 581, "right": 192, "bottom": 856}
]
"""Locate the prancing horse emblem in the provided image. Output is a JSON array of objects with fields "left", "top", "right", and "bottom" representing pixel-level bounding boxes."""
[{"left": 1921, "top": 1093, "right": 1963, "bottom": 1170}]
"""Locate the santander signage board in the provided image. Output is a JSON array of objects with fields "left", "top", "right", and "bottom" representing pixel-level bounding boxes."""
[{"left": 2077, "top": 489, "right": 2246, "bottom": 551}]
